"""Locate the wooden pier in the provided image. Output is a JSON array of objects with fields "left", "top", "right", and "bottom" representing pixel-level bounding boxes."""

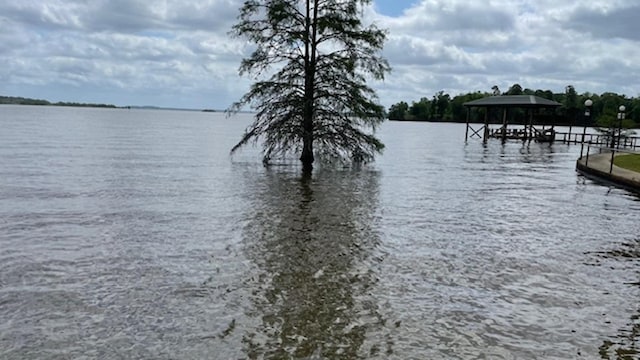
[
  {"left": 487, "top": 126, "right": 556, "bottom": 142},
  {"left": 463, "top": 95, "right": 640, "bottom": 150},
  {"left": 554, "top": 131, "right": 640, "bottom": 149},
  {"left": 464, "top": 95, "right": 563, "bottom": 143},
  {"left": 485, "top": 126, "right": 640, "bottom": 150}
]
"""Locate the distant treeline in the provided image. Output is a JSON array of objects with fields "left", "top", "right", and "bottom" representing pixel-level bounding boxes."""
[
  {"left": 388, "top": 84, "right": 640, "bottom": 128},
  {"left": 1, "top": 96, "right": 116, "bottom": 108}
]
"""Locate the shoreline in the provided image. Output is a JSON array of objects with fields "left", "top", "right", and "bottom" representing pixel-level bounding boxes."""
[{"left": 576, "top": 152, "right": 640, "bottom": 193}]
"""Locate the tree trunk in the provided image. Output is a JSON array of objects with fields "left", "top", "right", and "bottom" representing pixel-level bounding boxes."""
[
  {"left": 301, "top": 64, "right": 315, "bottom": 171},
  {"left": 301, "top": 114, "right": 314, "bottom": 171},
  {"left": 300, "top": 0, "right": 316, "bottom": 173}
]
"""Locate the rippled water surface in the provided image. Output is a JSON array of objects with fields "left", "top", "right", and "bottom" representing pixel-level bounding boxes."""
[{"left": 1, "top": 105, "right": 639, "bottom": 359}]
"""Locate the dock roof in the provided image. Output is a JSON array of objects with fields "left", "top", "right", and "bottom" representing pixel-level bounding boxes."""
[{"left": 463, "top": 95, "right": 562, "bottom": 108}]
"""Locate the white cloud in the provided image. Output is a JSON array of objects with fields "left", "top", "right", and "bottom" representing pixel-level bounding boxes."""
[
  {"left": 0, "top": 0, "right": 639, "bottom": 109},
  {"left": 374, "top": 0, "right": 640, "bottom": 106}
]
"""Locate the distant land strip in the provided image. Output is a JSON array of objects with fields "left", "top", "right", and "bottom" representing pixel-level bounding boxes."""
[
  {"left": 1, "top": 95, "right": 117, "bottom": 108},
  {"left": 0, "top": 96, "right": 228, "bottom": 112}
]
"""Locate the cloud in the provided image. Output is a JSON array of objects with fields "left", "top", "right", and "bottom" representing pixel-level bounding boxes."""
[
  {"left": 0, "top": 0, "right": 639, "bottom": 109},
  {"left": 0, "top": 0, "right": 247, "bottom": 107},
  {"left": 374, "top": 0, "right": 640, "bottom": 106},
  {"left": 389, "top": 0, "right": 515, "bottom": 32},
  {"left": 0, "top": 1, "right": 84, "bottom": 31},
  {"left": 562, "top": 2, "right": 640, "bottom": 41}
]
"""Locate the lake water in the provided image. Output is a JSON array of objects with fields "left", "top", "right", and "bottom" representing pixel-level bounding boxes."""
[{"left": 1, "top": 105, "right": 639, "bottom": 359}]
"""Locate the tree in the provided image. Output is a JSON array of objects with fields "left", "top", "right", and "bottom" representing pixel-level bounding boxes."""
[
  {"left": 630, "top": 98, "right": 640, "bottom": 125},
  {"left": 565, "top": 85, "right": 578, "bottom": 108},
  {"left": 534, "top": 89, "right": 553, "bottom": 100},
  {"left": 431, "top": 91, "right": 450, "bottom": 120},
  {"left": 506, "top": 83, "right": 523, "bottom": 95},
  {"left": 562, "top": 85, "right": 579, "bottom": 125},
  {"left": 228, "top": 0, "right": 390, "bottom": 172},
  {"left": 408, "top": 97, "right": 431, "bottom": 120},
  {"left": 388, "top": 101, "right": 408, "bottom": 120},
  {"left": 450, "top": 91, "right": 485, "bottom": 121}
]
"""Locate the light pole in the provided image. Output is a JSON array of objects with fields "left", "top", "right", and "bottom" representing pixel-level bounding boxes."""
[
  {"left": 617, "top": 105, "right": 626, "bottom": 149},
  {"left": 609, "top": 104, "right": 627, "bottom": 173},
  {"left": 580, "top": 99, "right": 592, "bottom": 158}
]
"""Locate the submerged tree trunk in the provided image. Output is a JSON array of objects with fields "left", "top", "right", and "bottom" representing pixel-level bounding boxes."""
[
  {"left": 300, "top": 112, "right": 314, "bottom": 172},
  {"left": 301, "top": 111, "right": 314, "bottom": 172},
  {"left": 300, "top": 0, "right": 317, "bottom": 172}
]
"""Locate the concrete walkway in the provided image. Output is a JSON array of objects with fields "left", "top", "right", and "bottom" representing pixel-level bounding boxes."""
[{"left": 576, "top": 152, "right": 640, "bottom": 192}]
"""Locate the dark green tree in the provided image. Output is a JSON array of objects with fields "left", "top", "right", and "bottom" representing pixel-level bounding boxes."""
[
  {"left": 506, "top": 83, "right": 523, "bottom": 95},
  {"left": 228, "top": 0, "right": 390, "bottom": 172},
  {"left": 561, "top": 85, "right": 579, "bottom": 125},
  {"left": 534, "top": 89, "right": 554, "bottom": 100},
  {"left": 408, "top": 97, "right": 431, "bottom": 120},
  {"left": 431, "top": 91, "right": 450, "bottom": 120},
  {"left": 388, "top": 101, "right": 409, "bottom": 120},
  {"left": 450, "top": 91, "right": 486, "bottom": 121},
  {"left": 564, "top": 85, "right": 578, "bottom": 109},
  {"left": 630, "top": 98, "right": 640, "bottom": 124}
]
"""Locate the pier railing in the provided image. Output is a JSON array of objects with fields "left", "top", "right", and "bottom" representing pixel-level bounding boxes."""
[
  {"left": 577, "top": 141, "right": 640, "bottom": 193},
  {"left": 557, "top": 131, "right": 640, "bottom": 149},
  {"left": 580, "top": 142, "right": 640, "bottom": 175}
]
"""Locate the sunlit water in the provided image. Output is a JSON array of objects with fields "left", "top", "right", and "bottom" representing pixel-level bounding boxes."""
[{"left": 1, "top": 105, "right": 639, "bottom": 359}]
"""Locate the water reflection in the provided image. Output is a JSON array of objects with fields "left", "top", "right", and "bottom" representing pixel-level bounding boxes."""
[
  {"left": 240, "top": 168, "right": 387, "bottom": 359},
  {"left": 517, "top": 142, "right": 555, "bottom": 164},
  {"left": 465, "top": 141, "right": 558, "bottom": 166},
  {"left": 588, "top": 240, "right": 640, "bottom": 359}
]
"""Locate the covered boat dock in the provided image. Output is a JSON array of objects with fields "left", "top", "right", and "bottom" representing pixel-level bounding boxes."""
[{"left": 464, "top": 95, "right": 562, "bottom": 142}]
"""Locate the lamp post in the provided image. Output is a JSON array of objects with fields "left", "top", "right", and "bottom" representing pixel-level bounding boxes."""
[
  {"left": 580, "top": 99, "right": 592, "bottom": 158},
  {"left": 608, "top": 104, "right": 627, "bottom": 173},
  {"left": 617, "top": 105, "right": 626, "bottom": 149}
]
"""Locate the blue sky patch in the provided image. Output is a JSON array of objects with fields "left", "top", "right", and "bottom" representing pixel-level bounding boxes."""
[{"left": 374, "top": 0, "right": 416, "bottom": 17}]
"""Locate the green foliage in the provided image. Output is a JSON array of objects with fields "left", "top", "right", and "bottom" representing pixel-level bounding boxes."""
[
  {"left": 407, "top": 97, "right": 430, "bottom": 120},
  {"left": 387, "top": 86, "right": 639, "bottom": 128},
  {"left": 228, "top": 0, "right": 390, "bottom": 168},
  {"left": 432, "top": 91, "right": 450, "bottom": 120},
  {"left": 388, "top": 101, "right": 408, "bottom": 120},
  {"left": 0, "top": 96, "right": 51, "bottom": 105},
  {"left": 562, "top": 85, "right": 577, "bottom": 116},
  {"left": 505, "top": 83, "right": 523, "bottom": 95},
  {"left": 564, "top": 85, "right": 578, "bottom": 109},
  {"left": 449, "top": 91, "right": 485, "bottom": 121},
  {"left": 388, "top": 90, "right": 487, "bottom": 122},
  {"left": 536, "top": 89, "right": 554, "bottom": 100}
]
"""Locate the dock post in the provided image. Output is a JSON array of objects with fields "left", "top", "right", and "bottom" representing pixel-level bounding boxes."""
[
  {"left": 465, "top": 107, "right": 470, "bottom": 141},
  {"left": 501, "top": 108, "right": 508, "bottom": 142},
  {"left": 526, "top": 109, "right": 532, "bottom": 141},
  {"left": 483, "top": 109, "right": 489, "bottom": 143}
]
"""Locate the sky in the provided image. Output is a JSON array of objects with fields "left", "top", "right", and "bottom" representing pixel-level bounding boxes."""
[{"left": 1, "top": 0, "right": 639, "bottom": 110}]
